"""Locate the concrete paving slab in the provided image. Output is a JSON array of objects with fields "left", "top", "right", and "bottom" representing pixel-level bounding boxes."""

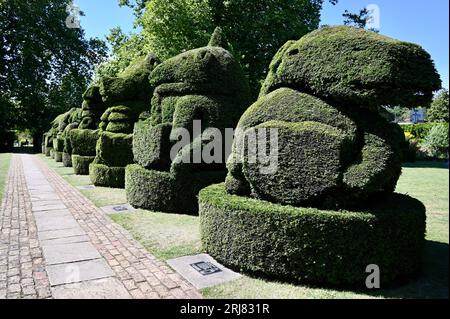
[
  {"left": 28, "top": 187, "right": 54, "bottom": 193},
  {"left": 167, "top": 254, "right": 241, "bottom": 289},
  {"left": 76, "top": 185, "right": 96, "bottom": 190},
  {"left": 47, "top": 259, "right": 113, "bottom": 286},
  {"left": 42, "top": 242, "right": 101, "bottom": 265},
  {"left": 52, "top": 278, "right": 131, "bottom": 299},
  {"left": 31, "top": 200, "right": 65, "bottom": 207},
  {"left": 41, "top": 235, "right": 90, "bottom": 246},
  {"left": 34, "top": 209, "right": 72, "bottom": 221},
  {"left": 31, "top": 194, "right": 61, "bottom": 201},
  {"left": 32, "top": 203, "right": 67, "bottom": 212},
  {"left": 35, "top": 216, "right": 80, "bottom": 232},
  {"left": 38, "top": 226, "right": 86, "bottom": 241}
]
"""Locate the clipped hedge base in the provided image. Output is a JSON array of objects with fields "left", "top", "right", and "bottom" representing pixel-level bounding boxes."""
[
  {"left": 90, "top": 163, "right": 125, "bottom": 189},
  {"left": 45, "top": 147, "right": 53, "bottom": 157},
  {"left": 199, "top": 183, "right": 426, "bottom": 287},
  {"left": 54, "top": 151, "right": 63, "bottom": 163},
  {"left": 126, "top": 164, "right": 226, "bottom": 214},
  {"left": 72, "top": 155, "right": 95, "bottom": 175},
  {"left": 62, "top": 152, "right": 72, "bottom": 167}
]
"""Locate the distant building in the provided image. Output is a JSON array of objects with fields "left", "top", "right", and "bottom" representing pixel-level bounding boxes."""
[{"left": 410, "top": 108, "right": 426, "bottom": 123}]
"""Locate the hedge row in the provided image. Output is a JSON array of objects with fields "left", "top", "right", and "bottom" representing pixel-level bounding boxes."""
[
  {"left": 125, "top": 164, "right": 226, "bottom": 214},
  {"left": 72, "top": 155, "right": 96, "bottom": 175},
  {"left": 90, "top": 163, "right": 125, "bottom": 188},
  {"left": 199, "top": 183, "right": 426, "bottom": 286},
  {"left": 54, "top": 151, "right": 63, "bottom": 163},
  {"left": 62, "top": 152, "right": 72, "bottom": 167},
  {"left": 69, "top": 129, "right": 99, "bottom": 157}
]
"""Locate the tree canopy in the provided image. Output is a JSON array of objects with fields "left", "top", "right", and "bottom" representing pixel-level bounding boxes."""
[
  {"left": 0, "top": 0, "right": 107, "bottom": 141},
  {"left": 428, "top": 89, "right": 449, "bottom": 123},
  {"left": 112, "top": 0, "right": 338, "bottom": 96}
]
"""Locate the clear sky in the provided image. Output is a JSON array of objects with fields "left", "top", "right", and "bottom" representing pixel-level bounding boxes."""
[{"left": 76, "top": 0, "right": 449, "bottom": 89}]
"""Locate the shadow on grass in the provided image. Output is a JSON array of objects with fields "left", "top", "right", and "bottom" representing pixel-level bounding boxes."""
[
  {"left": 403, "top": 161, "right": 449, "bottom": 169},
  {"left": 224, "top": 240, "right": 449, "bottom": 299},
  {"left": 366, "top": 240, "right": 448, "bottom": 299}
]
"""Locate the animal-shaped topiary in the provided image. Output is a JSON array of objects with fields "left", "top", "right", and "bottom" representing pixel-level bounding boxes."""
[
  {"left": 50, "top": 108, "right": 82, "bottom": 163},
  {"left": 90, "top": 54, "right": 160, "bottom": 188},
  {"left": 126, "top": 27, "right": 251, "bottom": 214},
  {"left": 226, "top": 26, "right": 441, "bottom": 208},
  {"left": 69, "top": 85, "right": 107, "bottom": 175},
  {"left": 61, "top": 108, "right": 83, "bottom": 167},
  {"left": 43, "top": 132, "right": 53, "bottom": 156},
  {"left": 199, "top": 26, "right": 441, "bottom": 286},
  {"left": 46, "top": 113, "right": 67, "bottom": 159}
]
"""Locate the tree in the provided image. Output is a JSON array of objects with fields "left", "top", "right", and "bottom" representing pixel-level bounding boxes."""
[
  {"left": 421, "top": 124, "right": 449, "bottom": 159},
  {"left": 118, "top": 0, "right": 338, "bottom": 97},
  {"left": 343, "top": 7, "right": 379, "bottom": 32},
  {"left": 428, "top": 89, "right": 449, "bottom": 123},
  {"left": 0, "top": 0, "right": 108, "bottom": 148},
  {"left": 93, "top": 28, "right": 146, "bottom": 83}
]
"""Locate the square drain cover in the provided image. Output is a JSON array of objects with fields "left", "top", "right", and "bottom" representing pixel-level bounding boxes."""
[
  {"left": 190, "top": 261, "right": 222, "bottom": 276},
  {"left": 77, "top": 185, "right": 95, "bottom": 190},
  {"left": 113, "top": 205, "right": 129, "bottom": 212}
]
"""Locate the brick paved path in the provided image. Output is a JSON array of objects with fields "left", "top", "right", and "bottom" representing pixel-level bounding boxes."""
[{"left": 0, "top": 154, "right": 201, "bottom": 299}]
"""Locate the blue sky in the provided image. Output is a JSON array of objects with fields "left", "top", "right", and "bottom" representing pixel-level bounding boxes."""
[{"left": 76, "top": 0, "right": 449, "bottom": 89}]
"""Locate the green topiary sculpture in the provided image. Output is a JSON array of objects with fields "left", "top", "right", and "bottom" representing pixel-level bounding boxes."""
[
  {"left": 199, "top": 26, "right": 441, "bottom": 286},
  {"left": 90, "top": 54, "right": 160, "bottom": 188},
  {"left": 125, "top": 27, "right": 251, "bottom": 214},
  {"left": 49, "top": 108, "right": 82, "bottom": 163},
  {"left": 61, "top": 108, "right": 82, "bottom": 167},
  {"left": 70, "top": 85, "right": 107, "bottom": 175},
  {"left": 43, "top": 132, "right": 53, "bottom": 156}
]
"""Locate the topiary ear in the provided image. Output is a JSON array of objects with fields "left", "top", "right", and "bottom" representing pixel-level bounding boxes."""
[{"left": 208, "top": 27, "right": 229, "bottom": 50}]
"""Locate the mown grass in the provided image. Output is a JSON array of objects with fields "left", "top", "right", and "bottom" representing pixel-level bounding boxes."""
[
  {"left": 39, "top": 153, "right": 449, "bottom": 299},
  {"left": 110, "top": 212, "right": 201, "bottom": 260},
  {"left": 0, "top": 153, "right": 12, "bottom": 204}
]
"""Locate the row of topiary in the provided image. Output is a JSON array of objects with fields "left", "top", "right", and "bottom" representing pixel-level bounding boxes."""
[{"left": 42, "top": 26, "right": 442, "bottom": 288}]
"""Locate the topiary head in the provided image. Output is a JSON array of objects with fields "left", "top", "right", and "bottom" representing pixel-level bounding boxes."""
[
  {"left": 260, "top": 26, "right": 441, "bottom": 108},
  {"left": 99, "top": 53, "right": 160, "bottom": 104},
  {"left": 150, "top": 42, "right": 249, "bottom": 97}
]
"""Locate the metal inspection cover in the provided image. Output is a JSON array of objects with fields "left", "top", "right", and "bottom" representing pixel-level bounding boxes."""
[
  {"left": 100, "top": 203, "right": 136, "bottom": 215},
  {"left": 190, "top": 261, "right": 222, "bottom": 276},
  {"left": 167, "top": 254, "right": 241, "bottom": 289},
  {"left": 112, "top": 205, "right": 129, "bottom": 212}
]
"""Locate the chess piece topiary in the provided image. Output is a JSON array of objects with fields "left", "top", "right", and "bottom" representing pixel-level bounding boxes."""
[
  {"left": 199, "top": 26, "right": 441, "bottom": 286},
  {"left": 90, "top": 54, "right": 160, "bottom": 188},
  {"left": 125, "top": 27, "right": 251, "bottom": 214},
  {"left": 69, "top": 85, "right": 107, "bottom": 175}
]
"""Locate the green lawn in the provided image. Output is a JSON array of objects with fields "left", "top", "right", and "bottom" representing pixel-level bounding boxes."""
[
  {"left": 39, "top": 154, "right": 127, "bottom": 207},
  {"left": 0, "top": 153, "right": 12, "bottom": 204},
  {"left": 39, "top": 153, "right": 449, "bottom": 299}
]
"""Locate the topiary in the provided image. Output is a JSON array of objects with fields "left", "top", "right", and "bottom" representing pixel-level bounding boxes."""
[
  {"left": 90, "top": 54, "right": 160, "bottom": 188},
  {"left": 69, "top": 128, "right": 99, "bottom": 175},
  {"left": 260, "top": 25, "right": 441, "bottom": 109},
  {"left": 200, "top": 184, "right": 426, "bottom": 286},
  {"left": 125, "top": 27, "right": 251, "bottom": 213},
  {"left": 226, "top": 26, "right": 441, "bottom": 208},
  {"left": 69, "top": 84, "right": 109, "bottom": 175},
  {"left": 200, "top": 26, "right": 440, "bottom": 286}
]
